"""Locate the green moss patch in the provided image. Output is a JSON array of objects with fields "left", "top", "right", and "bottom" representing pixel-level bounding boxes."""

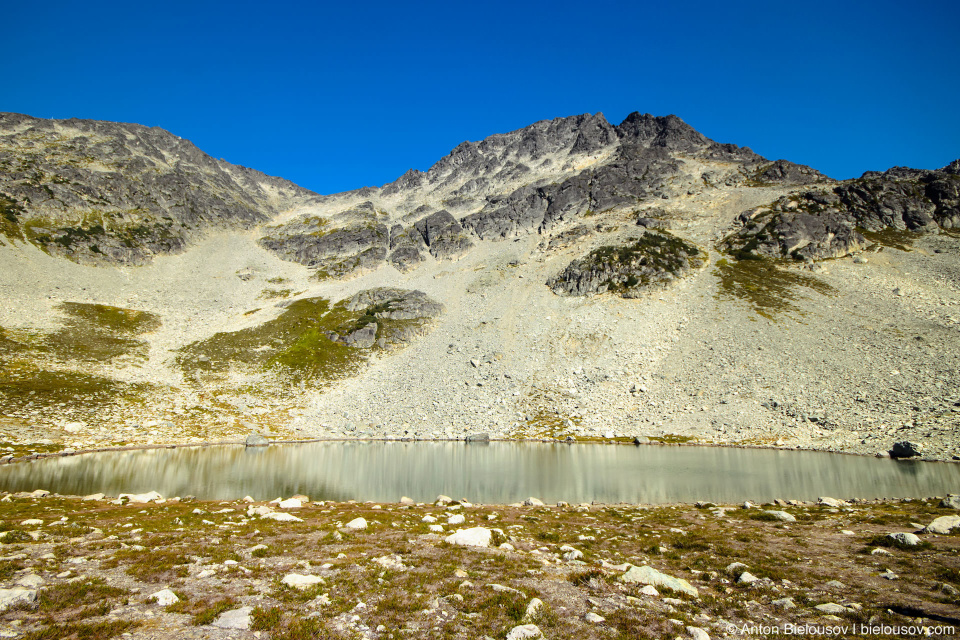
[{"left": 714, "top": 258, "right": 837, "bottom": 321}]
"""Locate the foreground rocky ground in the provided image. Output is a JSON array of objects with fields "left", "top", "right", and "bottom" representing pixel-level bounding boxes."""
[{"left": 0, "top": 490, "right": 959, "bottom": 639}]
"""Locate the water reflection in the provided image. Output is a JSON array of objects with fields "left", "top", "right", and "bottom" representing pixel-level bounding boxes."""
[{"left": 0, "top": 442, "right": 956, "bottom": 504}]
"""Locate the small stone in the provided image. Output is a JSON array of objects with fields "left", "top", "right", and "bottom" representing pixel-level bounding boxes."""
[
  {"left": 523, "top": 497, "right": 544, "bottom": 507},
  {"left": 737, "top": 572, "right": 758, "bottom": 584},
  {"left": 399, "top": 496, "right": 415, "bottom": 505},
  {"left": 772, "top": 597, "right": 796, "bottom": 609},
  {"left": 82, "top": 493, "right": 105, "bottom": 501},
  {"left": 818, "top": 497, "right": 847, "bottom": 507},
  {"left": 585, "top": 612, "right": 605, "bottom": 623},
  {"left": 639, "top": 585, "right": 659, "bottom": 596},
  {"left": 429, "top": 524, "right": 444, "bottom": 532},
  {"left": 277, "top": 498, "right": 302, "bottom": 509},
  {"left": 447, "top": 514, "right": 466, "bottom": 525},
  {"left": 372, "top": 555, "right": 407, "bottom": 571},
  {"left": 824, "top": 580, "right": 846, "bottom": 590},
  {"left": 422, "top": 515, "right": 437, "bottom": 523},
  {"left": 149, "top": 589, "right": 179, "bottom": 606}
]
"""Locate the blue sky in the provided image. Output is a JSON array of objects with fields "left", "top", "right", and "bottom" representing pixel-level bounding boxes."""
[{"left": 3, "top": 0, "right": 958, "bottom": 194}]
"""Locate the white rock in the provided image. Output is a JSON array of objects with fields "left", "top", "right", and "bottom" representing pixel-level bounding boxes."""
[
  {"left": 372, "top": 555, "right": 407, "bottom": 571},
  {"left": 445, "top": 527, "right": 492, "bottom": 548},
  {"left": 764, "top": 510, "right": 796, "bottom": 522},
  {"left": 621, "top": 565, "right": 698, "bottom": 598},
  {"left": 687, "top": 626, "right": 710, "bottom": 640},
  {"left": 242, "top": 496, "right": 255, "bottom": 502},
  {"left": 818, "top": 497, "right": 847, "bottom": 507},
  {"left": 20, "top": 519, "right": 43, "bottom": 527},
  {"left": 499, "top": 543, "right": 515, "bottom": 551},
  {"left": 277, "top": 498, "right": 302, "bottom": 509},
  {"left": 639, "top": 585, "right": 659, "bottom": 596},
  {"left": 149, "top": 589, "right": 179, "bottom": 606},
  {"left": 925, "top": 515, "right": 960, "bottom": 535},
  {"left": 399, "top": 496, "right": 415, "bottom": 505},
  {"left": 585, "top": 611, "right": 605, "bottom": 623},
  {"left": 560, "top": 545, "right": 583, "bottom": 561},
  {"left": 737, "top": 572, "right": 758, "bottom": 584},
  {"left": 523, "top": 597, "right": 543, "bottom": 622},
  {"left": 523, "top": 497, "right": 544, "bottom": 507},
  {"left": 212, "top": 606, "right": 253, "bottom": 629},
  {"left": 429, "top": 524, "right": 444, "bottom": 532},
  {"left": 506, "top": 624, "right": 543, "bottom": 639},
  {"left": 282, "top": 574, "right": 324, "bottom": 590},
  {"left": 344, "top": 517, "right": 367, "bottom": 531},
  {"left": 422, "top": 515, "right": 437, "bottom": 523},
  {"left": 82, "top": 493, "right": 105, "bottom": 501},
  {"left": 815, "top": 603, "right": 848, "bottom": 614},
  {"left": 447, "top": 514, "right": 466, "bottom": 525},
  {"left": 16, "top": 574, "right": 43, "bottom": 589},
  {"left": 263, "top": 512, "right": 302, "bottom": 522},
  {"left": 198, "top": 569, "right": 216, "bottom": 578},
  {"left": 0, "top": 588, "right": 36, "bottom": 611}
]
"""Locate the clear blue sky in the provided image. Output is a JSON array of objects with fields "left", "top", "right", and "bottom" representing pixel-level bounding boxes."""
[{"left": 3, "top": 0, "right": 958, "bottom": 194}]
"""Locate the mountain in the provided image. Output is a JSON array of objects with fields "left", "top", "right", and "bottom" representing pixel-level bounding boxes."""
[{"left": 0, "top": 111, "right": 957, "bottom": 462}]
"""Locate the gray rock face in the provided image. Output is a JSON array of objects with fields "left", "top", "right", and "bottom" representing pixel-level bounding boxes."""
[
  {"left": 388, "top": 224, "right": 426, "bottom": 271},
  {"left": 548, "top": 231, "right": 705, "bottom": 297},
  {"left": 413, "top": 210, "right": 473, "bottom": 260},
  {"left": 258, "top": 203, "right": 389, "bottom": 278},
  {"left": 724, "top": 161, "right": 960, "bottom": 261},
  {"left": 0, "top": 113, "right": 314, "bottom": 264}
]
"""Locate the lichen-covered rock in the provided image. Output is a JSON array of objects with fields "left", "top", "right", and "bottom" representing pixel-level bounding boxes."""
[{"left": 548, "top": 231, "right": 705, "bottom": 297}]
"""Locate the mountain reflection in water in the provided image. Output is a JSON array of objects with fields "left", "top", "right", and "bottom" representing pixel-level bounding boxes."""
[{"left": 0, "top": 441, "right": 956, "bottom": 504}]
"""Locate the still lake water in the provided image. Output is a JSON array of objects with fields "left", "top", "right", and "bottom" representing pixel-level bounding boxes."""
[{"left": 0, "top": 441, "right": 956, "bottom": 504}]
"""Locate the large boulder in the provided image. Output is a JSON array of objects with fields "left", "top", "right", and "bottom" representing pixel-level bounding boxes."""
[
  {"left": 445, "top": 527, "right": 493, "bottom": 548},
  {"left": 890, "top": 441, "right": 923, "bottom": 459}
]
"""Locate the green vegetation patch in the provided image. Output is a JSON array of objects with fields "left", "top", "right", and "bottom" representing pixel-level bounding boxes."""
[
  {"left": 714, "top": 258, "right": 837, "bottom": 320},
  {"left": 859, "top": 226, "right": 922, "bottom": 252},
  {"left": 0, "top": 193, "right": 25, "bottom": 241},
  {"left": 0, "top": 361, "right": 148, "bottom": 414}
]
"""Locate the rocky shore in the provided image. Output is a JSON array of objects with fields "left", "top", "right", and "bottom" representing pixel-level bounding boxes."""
[{"left": 0, "top": 490, "right": 958, "bottom": 639}]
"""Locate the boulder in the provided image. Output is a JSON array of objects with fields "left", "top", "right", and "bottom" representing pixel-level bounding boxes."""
[
  {"left": 687, "top": 626, "right": 711, "bottom": 640},
  {"left": 737, "top": 572, "right": 758, "bottom": 584},
  {"left": 764, "top": 510, "right": 796, "bottom": 522},
  {"left": 245, "top": 433, "right": 269, "bottom": 447},
  {"left": 890, "top": 441, "right": 923, "bottom": 459},
  {"left": 939, "top": 496, "right": 960, "bottom": 509},
  {"left": 815, "top": 603, "right": 849, "bottom": 614},
  {"left": 888, "top": 532, "right": 920, "bottom": 546},
  {"left": 344, "top": 517, "right": 367, "bottom": 531},
  {"left": 119, "top": 491, "right": 163, "bottom": 504},
  {"left": 620, "top": 564, "right": 698, "bottom": 598},
  {"left": 282, "top": 574, "right": 324, "bottom": 590},
  {"left": 277, "top": 498, "right": 301, "bottom": 509},
  {"left": 445, "top": 527, "right": 493, "bottom": 548},
  {"left": 924, "top": 516, "right": 960, "bottom": 535},
  {"left": 447, "top": 514, "right": 466, "bottom": 525},
  {"left": 0, "top": 588, "right": 36, "bottom": 611},
  {"left": 523, "top": 497, "right": 545, "bottom": 507},
  {"left": 466, "top": 433, "right": 491, "bottom": 442},
  {"left": 506, "top": 624, "right": 543, "bottom": 640},
  {"left": 212, "top": 606, "right": 253, "bottom": 630},
  {"left": 149, "top": 589, "right": 179, "bottom": 606}
]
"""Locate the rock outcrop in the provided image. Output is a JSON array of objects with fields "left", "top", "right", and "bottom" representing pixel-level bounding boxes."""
[
  {"left": 0, "top": 113, "right": 314, "bottom": 264},
  {"left": 548, "top": 231, "right": 705, "bottom": 297},
  {"left": 724, "top": 160, "right": 960, "bottom": 261}
]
